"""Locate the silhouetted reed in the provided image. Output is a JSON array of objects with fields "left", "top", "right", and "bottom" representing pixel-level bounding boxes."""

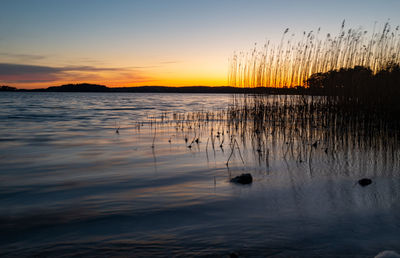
[
  {"left": 229, "top": 21, "right": 400, "bottom": 89},
  {"left": 133, "top": 102, "right": 400, "bottom": 178},
  {"left": 227, "top": 93, "right": 400, "bottom": 176},
  {"left": 129, "top": 30, "right": 400, "bottom": 176},
  {"left": 227, "top": 21, "right": 400, "bottom": 153}
]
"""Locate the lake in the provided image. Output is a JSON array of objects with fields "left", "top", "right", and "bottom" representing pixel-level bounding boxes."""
[{"left": 0, "top": 92, "right": 399, "bottom": 257}]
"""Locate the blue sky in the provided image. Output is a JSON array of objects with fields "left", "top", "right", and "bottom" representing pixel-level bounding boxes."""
[{"left": 1, "top": 0, "right": 399, "bottom": 88}]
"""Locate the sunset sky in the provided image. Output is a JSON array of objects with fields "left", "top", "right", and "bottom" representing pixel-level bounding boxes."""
[{"left": 1, "top": 0, "right": 400, "bottom": 89}]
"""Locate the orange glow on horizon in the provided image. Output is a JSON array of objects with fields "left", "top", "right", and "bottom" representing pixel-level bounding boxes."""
[
  {"left": 3, "top": 63, "right": 229, "bottom": 89},
  {"left": 6, "top": 76, "right": 229, "bottom": 89}
]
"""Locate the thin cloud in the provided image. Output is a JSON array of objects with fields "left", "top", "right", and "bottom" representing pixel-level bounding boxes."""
[
  {"left": 160, "top": 60, "right": 180, "bottom": 64},
  {"left": 129, "top": 65, "right": 161, "bottom": 69},
  {"left": 0, "top": 63, "right": 128, "bottom": 75},
  {"left": 116, "top": 72, "right": 153, "bottom": 83},
  {"left": 0, "top": 63, "right": 149, "bottom": 84},
  {"left": 0, "top": 63, "right": 60, "bottom": 75},
  {"left": 0, "top": 53, "right": 46, "bottom": 61},
  {"left": 62, "top": 65, "right": 127, "bottom": 72}
]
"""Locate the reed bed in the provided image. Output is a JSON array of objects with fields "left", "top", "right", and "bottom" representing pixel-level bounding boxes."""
[
  {"left": 131, "top": 21, "right": 400, "bottom": 176},
  {"left": 227, "top": 21, "right": 400, "bottom": 158},
  {"left": 229, "top": 21, "right": 400, "bottom": 88},
  {"left": 132, "top": 102, "right": 400, "bottom": 178}
]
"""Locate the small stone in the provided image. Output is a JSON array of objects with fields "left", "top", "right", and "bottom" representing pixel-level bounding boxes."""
[
  {"left": 358, "top": 178, "right": 372, "bottom": 187},
  {"left": 229, "top": 252, "right": 240, "bottom": 258},
  {"left": 230, "top": 173, "right": 253, "bottom": 184},
  {"left": 375, "top": 250, "right": 400, "bottom": 258}
]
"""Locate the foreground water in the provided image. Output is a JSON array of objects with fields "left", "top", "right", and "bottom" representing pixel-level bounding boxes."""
[{"left": 0, "top": 92, "right": 399, "bottom": 257}]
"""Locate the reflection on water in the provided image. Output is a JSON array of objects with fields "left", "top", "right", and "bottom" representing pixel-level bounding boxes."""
[{"left": 0, "top": 92, "right": 399, "bottom": 257}]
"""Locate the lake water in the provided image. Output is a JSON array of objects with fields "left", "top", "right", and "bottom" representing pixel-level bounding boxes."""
[{"left": 0, "top": 92, "right": 399, "bottom": 257}]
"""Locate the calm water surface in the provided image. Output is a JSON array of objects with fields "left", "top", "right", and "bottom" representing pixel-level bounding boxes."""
[{"left": 0, "top": 92, "right": 399, "bottom": 257}]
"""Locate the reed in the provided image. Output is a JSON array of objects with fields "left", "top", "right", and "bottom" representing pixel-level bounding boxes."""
[
  {"left": 135, "top": 101, "right": 400, "bottom": 178},
  {"left": 229, "top": 21, "right": 400, "bottom": 89}
]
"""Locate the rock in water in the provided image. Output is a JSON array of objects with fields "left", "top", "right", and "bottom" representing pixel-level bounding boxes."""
[
  {"left": 358, "top": 178, "right": 372, "bottom": 186},
  {"left": 375, "top": 250, "right": 400, "bottom": 258},
  {"left": 230, "top": 173, "right": 253, "bottom": 184},
  {"left": 229, "top": 252, "right": 240, "bottom": 258}
]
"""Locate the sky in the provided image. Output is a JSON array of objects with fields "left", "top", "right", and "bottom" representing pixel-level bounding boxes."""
[{"left": 1, "top": 0, "right": 400, "bottom": 89}]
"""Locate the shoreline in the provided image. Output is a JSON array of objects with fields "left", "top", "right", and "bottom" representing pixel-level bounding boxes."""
[{"left": 1, "top": 84, "right": 306, "bottom": 94}]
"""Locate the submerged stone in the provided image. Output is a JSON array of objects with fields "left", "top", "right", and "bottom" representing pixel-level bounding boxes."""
[
  {"left": 230, "top": 173, "right": 253, "bottom": 184},
  {"left": 358, "top": 178, "right": 372, "bottom": 186}
]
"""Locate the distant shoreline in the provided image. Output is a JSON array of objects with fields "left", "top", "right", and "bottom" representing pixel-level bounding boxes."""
[{"left": 0, "top": 83, "right": 306, "bottom": 94}]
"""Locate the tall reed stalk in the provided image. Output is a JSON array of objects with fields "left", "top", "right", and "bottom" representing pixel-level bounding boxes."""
[{"left": 229, "top": 21, "right": 400, "bottom": 88}]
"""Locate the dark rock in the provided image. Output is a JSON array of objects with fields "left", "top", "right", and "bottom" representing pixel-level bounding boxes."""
[
  {"left": 229, "top": 252, "right": 240, "bottom": 258},
  {"left": 230, "top": 173, "right": 253, "bottom": 184},
  {"left": 374, "top": 250, "right": 400, "bottom": 258},
  {"left": 358, "top": 178, "right": 372, "bottom": 186}
]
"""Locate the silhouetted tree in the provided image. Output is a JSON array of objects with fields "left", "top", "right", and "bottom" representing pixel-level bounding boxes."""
[
  {"left": 0, "top": 86, "right": 17, "bottom": 91},
  {"left": 306, "top": 64, "right": 400, "bottom": 114}
]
